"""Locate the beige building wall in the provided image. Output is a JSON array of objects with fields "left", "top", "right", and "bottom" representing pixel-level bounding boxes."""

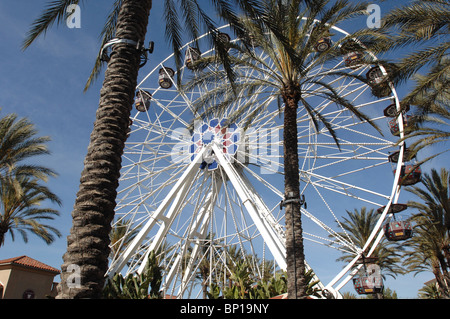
[{"left": 0, "top": 264, "right": 58, "bottom": 299}]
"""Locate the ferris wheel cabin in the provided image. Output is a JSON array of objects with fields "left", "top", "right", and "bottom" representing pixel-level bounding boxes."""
[
  {"left": 134, "top": 91, "right": 152, "bottom": 112},
  {"left": 185, "top": 46, "right": 201, "bottom": 70},
  {"left": 388, "top": 149, "right": 422, "bottom": 186},
  {"left": 158, "top": 67, "right": 175, "bottom": 89},
  {"left": 377, "top": 203, "right": 413, "bottom": 241},
  {"left": 366, "top": 66, "right": 392, "bottom": 98},
  {"left": 315, "top": 37, "right": 332, "bottom": 52},
  {"left": 352, "top": 257, "right": 384, "bottom": 295}
]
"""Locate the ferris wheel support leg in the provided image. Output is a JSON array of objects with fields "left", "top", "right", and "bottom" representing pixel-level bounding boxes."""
[
  {"left": 106, "top": 148, "right": 207, "bottom": 278},
  {"left": 212, "top": 143, "right": 287, "bottom": 270},
  {"left": 176, "top": 199, "right": 216, "bottom": 297},
  {"left": 136, "top": 172, "right": 196, "bottom": 274},
  {"left": 163, "top": 196, "right": 212, "bottom": 295},
  {"left": 236, "top": 166, "right": 328, "bottom": 292},
  {"left": 164, "top": 181, "right": 222, "bottom": 297}
]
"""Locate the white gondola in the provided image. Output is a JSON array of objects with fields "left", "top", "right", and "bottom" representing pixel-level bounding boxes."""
[{"left": 158, "top": 67, "right": 175, "bottom": 89}]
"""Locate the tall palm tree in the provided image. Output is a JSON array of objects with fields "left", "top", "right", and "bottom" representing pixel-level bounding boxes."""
[
  {"left": 0, "top": 112, "right": 60, "bottom": 246},
  {"left": 402, "top": 217, "right": 450, "bottom": 298},
  {"left": 24, "top": 0, "right": 153, "bottom": 299},
  {"left": 399, "top": 84, "right": 450, "bottom": 163},
  {"left": 380, "top": 0, "right": 449, "bottom": 111},
  {"left": 184, "top": 0, "right": 380, "bottom": 298},
  {"left": 0, "top": 174, "right": 61, "bottom": 247}
]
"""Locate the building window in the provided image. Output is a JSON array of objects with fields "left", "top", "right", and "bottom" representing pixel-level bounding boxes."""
[{"left": 22, "top": 289, "right": 35, "bottom": 299}]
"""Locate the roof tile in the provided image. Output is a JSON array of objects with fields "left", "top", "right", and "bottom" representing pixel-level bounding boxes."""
[{"left": 0, "top": 255, "right": 60, "bottom": 274}]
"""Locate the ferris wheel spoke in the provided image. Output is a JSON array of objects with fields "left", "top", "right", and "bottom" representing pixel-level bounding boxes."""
[
  {"left": 301, "top": 178, "right": 361, "bottom": 253},
  {"left": 304, "top": 170, "right": 391, "bottom": 204}
]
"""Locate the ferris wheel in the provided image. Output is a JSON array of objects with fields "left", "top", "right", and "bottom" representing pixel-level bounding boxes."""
[{"left": 106, "top": 20, "right": 415, "bottom": 299}]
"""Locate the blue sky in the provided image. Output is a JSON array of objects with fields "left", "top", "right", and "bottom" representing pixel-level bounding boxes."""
[{"left": 0, "top": 1, "right": 446, "bottom": 298}]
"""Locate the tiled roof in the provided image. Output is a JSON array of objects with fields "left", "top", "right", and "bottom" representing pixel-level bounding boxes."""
[
  {"left": 270, "top": 293, "right": 287, "bottom": 299},
  {"left": 0, "top": 255, "right": 60, "bottom": 274}
]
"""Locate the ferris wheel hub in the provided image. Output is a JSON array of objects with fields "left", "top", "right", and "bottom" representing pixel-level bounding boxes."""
[{"left": 189, "top": 118, "right": 241, "bottom": 170}]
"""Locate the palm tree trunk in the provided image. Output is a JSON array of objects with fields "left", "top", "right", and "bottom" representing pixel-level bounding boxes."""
[
  {"left": 432, "top": 261, "right": 449, "bottom": 299},
  {"left": 438, "top": 254, "right": 450, "bottom": 298},
  {"left": 282, "top": 86, "right": 307, "bottom": 299},
  {"left": 443, "top": 244, "right": 450, "bottom": 274},
  {"left": 57, "top": 0, "right": 152, "bottom": 299},
  {"left": 0, "top": 227, "right": 6, "bottom": 247}
]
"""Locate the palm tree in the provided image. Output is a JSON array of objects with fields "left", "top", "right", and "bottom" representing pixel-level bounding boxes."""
[
  {"left": 184, "top": 0, "right": 380, "bottom": 298},
  {"left": 0, "top": 112, "right": 60, "bottom": 246},
  {"left": 418, "top": 281, "right": 443, "bottom": 299},
  {"left": 380, "top": 0, "right": 449, "bottom": 110},
  {"left": 403, "top": 168, "right": 450, "bottom": 297},
  {"left": 334, "top": 208, "right": 405, "bottom": 279},
  {"left": 108, "top": 218, "right": 139, "bottom": 259},
  {"left": 24, "top": 0, "right": 153, "bottom": 299},
  {"left": 0, "top": 113, "right": 57, "bottom": 181},
  {"left": 0, "top": 175, "right": 61, "bottom": 247},
  {"left": 406, "top": 168, "right": 450, "bottom": 236},
  {"left": 402, "top": 89, "right": 449, "bottom": 163},
  {"left": 378, "top": 0, "right": 449, "bottom": 160},
  {"left": 402, "top": 224, "right": 450, "bottom": 298}
]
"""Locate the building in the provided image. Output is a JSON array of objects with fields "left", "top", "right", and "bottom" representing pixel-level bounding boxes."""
[{"left": 0, "top": 255, "right": 60, "bottom": 299}]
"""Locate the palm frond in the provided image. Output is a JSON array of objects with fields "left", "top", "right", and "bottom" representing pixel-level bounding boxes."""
[
  {"left": 381, "top": 0, "right": 450, "bottom": 40},
  {"left": 22, "top": 0, "right": 81, "bottom": 50},
  {"left": 84, "top": 0, "right": 123, "bottom": 91}
]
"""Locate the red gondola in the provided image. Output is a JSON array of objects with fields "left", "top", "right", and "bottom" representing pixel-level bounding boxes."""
[
  {"left": 353, "top": 257, "right": 383, "bottom": 295},
  {"left": 377, "top": 203, "right": 413, "bottom": 241},
  {"left": 395, "top": 164, "right": 422, "bottom": 186},
  {"left": 353, "top": 275, "right": 384, "bottom": 295},
  {"left": 383, "top": 220, "right": 413, "bottom": 241},
  {"left": 343, "top": 52, "right": 363, "bottom": 68},
  {"left": 388, "top": 114, "right": 413, "bottom": 136},
  {"left": 388, "top": 149, "right": 421, "bottom": 186}
]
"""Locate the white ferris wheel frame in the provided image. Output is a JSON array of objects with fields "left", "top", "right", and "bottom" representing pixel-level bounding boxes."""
[{"left": 106, "top": 19, "right": 407, "bottom": 299}]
